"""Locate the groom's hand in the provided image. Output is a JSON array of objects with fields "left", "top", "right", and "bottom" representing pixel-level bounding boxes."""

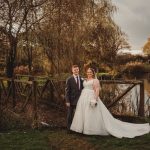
[{"left": 66, "top": 102, "right": 70, "bottom": 107}]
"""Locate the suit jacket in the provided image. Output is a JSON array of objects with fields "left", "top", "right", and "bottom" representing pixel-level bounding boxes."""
[{"left": 65, "top": 75, "right": 83, "bottom": 105}]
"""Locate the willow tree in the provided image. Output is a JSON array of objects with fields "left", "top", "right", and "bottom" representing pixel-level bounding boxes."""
[
  {"left": 82, "top": 0, "right": 130, "bottom": 68},
  {"left": 35, "top": 0, "right": 89, "bottom": 74},
  {"left": 33, "top": 0, "right": 130, "bottom": 74}
]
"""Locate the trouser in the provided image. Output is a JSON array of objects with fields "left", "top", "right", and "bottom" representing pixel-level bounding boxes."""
[{"left": 67, "top": 105, "right": 76, "bottom": 130}]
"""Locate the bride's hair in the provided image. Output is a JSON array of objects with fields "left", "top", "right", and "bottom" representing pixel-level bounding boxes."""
[{"left": 87, "top": 67, "right": 96, "bottom": 78}]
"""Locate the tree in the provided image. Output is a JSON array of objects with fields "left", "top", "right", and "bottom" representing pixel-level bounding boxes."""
[
  {"left": 143, "top": 37, "right": 150, "bottom": 56},
  {"left": 82, "top": 0, "right": 130, "bottom": 68},
  {"left": 0, "top": 0, "right": 130, "bottom": 76},
  {"left": 35, "top": 0, "right": 130, "bottom": 74},
  {"left": 36, "top": 0, "right": 90, "bottom": 74},
  {"left": 0, "top": 0, "right": 47, "bottom": 77}
]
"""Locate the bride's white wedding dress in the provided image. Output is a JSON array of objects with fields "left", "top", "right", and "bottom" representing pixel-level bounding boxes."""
[{"left": 70, "top": 79, "right": 150, "bottom": 138}]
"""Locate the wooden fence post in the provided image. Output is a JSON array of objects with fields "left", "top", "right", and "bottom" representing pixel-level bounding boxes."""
[
  {"left": 138, "top": 80, "right": 144, "bottom": 117},
  {"left": 12, "top": 78, "right": 16, "bottom": 108},
  {"left": 32, "top": 80, "right": 38, "bottom": 128},
  {"left": 0, "top": 83, "right": 2, "bottom": 112},
  {"left": 0, "top": 81, "right": 2, "bottom": 123},
  {"left": 50, "top": 80, "right": 54, "bottom": 101}
]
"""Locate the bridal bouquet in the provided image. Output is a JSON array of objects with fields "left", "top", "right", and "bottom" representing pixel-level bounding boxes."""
[{"left": 90, "top": 99, "right": 97, "bottom": 108}]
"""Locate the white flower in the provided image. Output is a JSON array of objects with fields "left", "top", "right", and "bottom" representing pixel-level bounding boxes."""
[{"left": 90, "top": 99, "right": 97, "bottom": 108}]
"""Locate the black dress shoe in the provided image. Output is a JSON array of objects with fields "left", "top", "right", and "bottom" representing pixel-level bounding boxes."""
[{"left": 67, "top": 130, "right": 73, "bottom": 134}]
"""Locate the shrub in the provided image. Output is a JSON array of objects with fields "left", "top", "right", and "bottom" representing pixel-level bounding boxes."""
[
  {"left": 124, "top": 62, "right": 145, "bottom": 74},
  {"left": 14, "top": 65, "right": 30, "bottom": 74}
]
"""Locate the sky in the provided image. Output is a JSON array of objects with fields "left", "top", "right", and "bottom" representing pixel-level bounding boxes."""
[{"left": 111, "top": 0, "right": 150, "bottom": 52}]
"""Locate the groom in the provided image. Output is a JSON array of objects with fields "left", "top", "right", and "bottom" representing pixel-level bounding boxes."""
[{"left": 65, "top": 65, "right": 83, "bottom": 130}]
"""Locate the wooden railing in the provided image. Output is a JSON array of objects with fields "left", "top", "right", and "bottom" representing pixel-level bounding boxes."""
[
  {"left": 100, "top": 80, "right": 145, "bottom": 117},
  {"left": 0, "top": 74, "right": 148, "bottom": 119},
  {"left": 0, "top": 77, "right": 37, "bottom": 123}
]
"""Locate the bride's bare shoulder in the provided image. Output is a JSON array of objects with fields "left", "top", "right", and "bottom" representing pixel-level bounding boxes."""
[
  {"left": 94, "top": 78, "right": 99, "bottom": 82},
  {"left": 93, "top": 79, "right": 100, "bottom": 86}
]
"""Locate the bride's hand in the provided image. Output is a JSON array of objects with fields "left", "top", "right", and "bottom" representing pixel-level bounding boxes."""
[{"left": 90, "top": 99, "right": 97, "bottom": 107}]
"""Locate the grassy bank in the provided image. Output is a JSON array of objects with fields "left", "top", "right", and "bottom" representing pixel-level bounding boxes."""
[
  {"left": 123, "top": 62, "right": 150, "bottom": 74},
  {"left": 0, "top": 128, "right": 150, "bottom": 150}
]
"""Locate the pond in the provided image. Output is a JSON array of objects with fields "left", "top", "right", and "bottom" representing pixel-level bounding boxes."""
[
  {"left": 122, "top": 73, "right": 150, "bottom": 116},
  {"left": 123, "top": 73, "right": 150, "bottom": 97}
]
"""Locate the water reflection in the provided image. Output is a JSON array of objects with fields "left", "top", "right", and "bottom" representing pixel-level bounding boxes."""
[{"left": 123, "top": 73, "right": 150, "bottom": 117}]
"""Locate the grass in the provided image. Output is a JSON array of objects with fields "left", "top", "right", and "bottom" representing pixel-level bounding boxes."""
[
  {"left": 0, "top": 130, "right": 50, "bottom": 150},
  {"left": 0, "top": 129, "right": 150, "bottom": 150}
]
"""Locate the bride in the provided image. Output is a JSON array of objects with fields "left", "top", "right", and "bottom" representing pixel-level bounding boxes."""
[{"left": 70, "top": 68, "right": 150, "bottom": 138}]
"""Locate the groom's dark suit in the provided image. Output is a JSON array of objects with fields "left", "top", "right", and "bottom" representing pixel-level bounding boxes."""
[{"left": 65, "top": 75, "right": 83, "bottom": 129}]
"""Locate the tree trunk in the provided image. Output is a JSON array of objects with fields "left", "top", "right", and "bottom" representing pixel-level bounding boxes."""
[{"left": 6, "top": 37, "right": 17, "bottom": 78}]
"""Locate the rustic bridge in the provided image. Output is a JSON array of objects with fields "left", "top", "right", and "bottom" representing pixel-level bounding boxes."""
[{"left": 0, "top": 74, "right": 149, "bottom": 127}]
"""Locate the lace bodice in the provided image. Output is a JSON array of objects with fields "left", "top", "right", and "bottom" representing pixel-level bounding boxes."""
[
  {"left": 83, "top": 80, "right": 94, "bottom": 90},
  {"left": 83, "top": 79, "right": 100, "bottom": 99}
]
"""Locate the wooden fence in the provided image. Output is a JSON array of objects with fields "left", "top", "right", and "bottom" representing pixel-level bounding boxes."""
[{"left": 0, "top": 74, "right": 148, "bottom": 123}]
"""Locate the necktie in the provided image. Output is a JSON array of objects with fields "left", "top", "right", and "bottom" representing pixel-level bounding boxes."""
[{"left": 76, "top": 76, "right": 79, "bottom": 89}]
